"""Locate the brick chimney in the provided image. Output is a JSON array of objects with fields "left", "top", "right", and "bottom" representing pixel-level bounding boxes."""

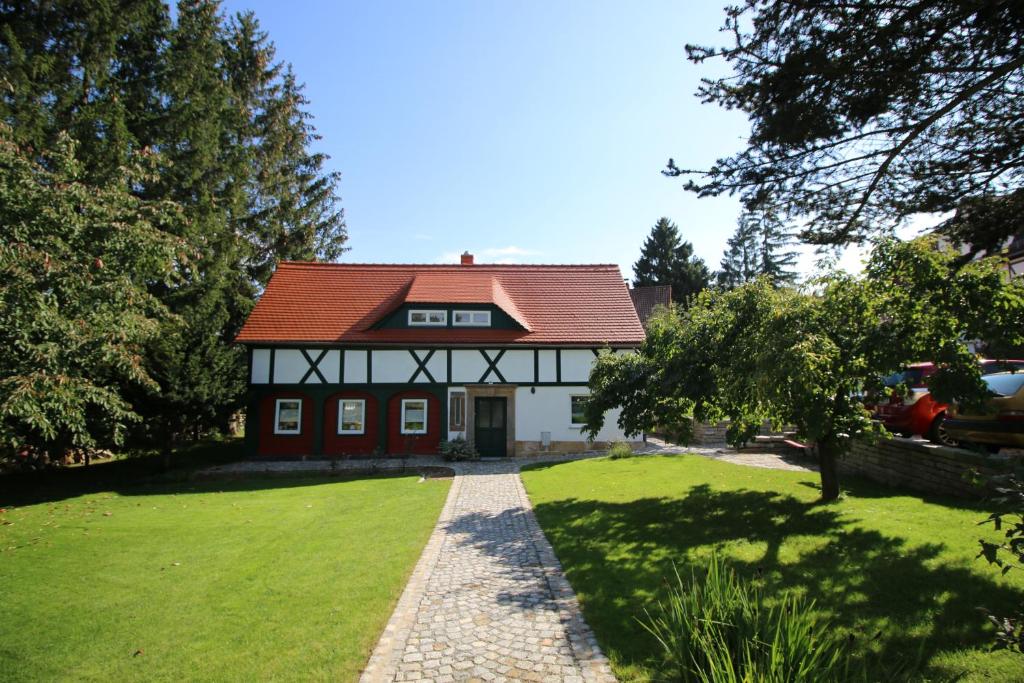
[{"left": 460, "top": 251, "right": 474, "bottom": 265}]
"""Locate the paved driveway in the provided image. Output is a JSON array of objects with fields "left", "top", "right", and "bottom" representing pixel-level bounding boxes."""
[{"left": 360, "top": 462, "right": 615, "bottom": 682}]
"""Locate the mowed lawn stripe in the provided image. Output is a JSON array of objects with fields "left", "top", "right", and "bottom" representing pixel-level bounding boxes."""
[
  {"left": 521, "top": 455, "right": 1024, "bottom": 682},
  {"left": 0, "top": 475, "right": 450, "bottom": 682}
]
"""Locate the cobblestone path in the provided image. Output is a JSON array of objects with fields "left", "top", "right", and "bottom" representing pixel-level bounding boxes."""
[{"left": 360, "top": 464, "right": 615, "bottom": 682}]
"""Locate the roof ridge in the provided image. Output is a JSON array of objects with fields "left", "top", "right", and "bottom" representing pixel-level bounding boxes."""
[{"left": 276, "top": 261, "right": 623, "bottom": 269}]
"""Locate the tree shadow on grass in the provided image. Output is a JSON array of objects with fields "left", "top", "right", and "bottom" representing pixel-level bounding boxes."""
[
  {"left": 529, "top": 483, "right": 1019, "bottom": 677},
  {"left": 0, "top": 439, "right": 448, "bottom": 507}
]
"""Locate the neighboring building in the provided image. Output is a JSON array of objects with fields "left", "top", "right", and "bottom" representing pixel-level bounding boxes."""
[
  {"left": 937, "top": 232, "right": 1023, "bottom": 278},
  {"left": 234, "top": 254, "right": 645, "bottom": 458},
  {"left": 628, "top": 285, "right": 672, "bottom": 328}
]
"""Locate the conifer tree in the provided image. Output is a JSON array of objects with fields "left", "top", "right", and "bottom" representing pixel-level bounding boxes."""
[
  {"left": 717, "top": 211, "right": 799, "bottom": 290},
  {"left": 1, "top": 0, "right": 348, "bottom": 452},
  {"left": 717, "top": 219, "right": 759, "bottom": 290},
  {"left": 633, "top": 218, "right": 710, "bottom": 305}
]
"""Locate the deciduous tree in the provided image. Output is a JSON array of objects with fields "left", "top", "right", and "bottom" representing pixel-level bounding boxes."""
[
  {"left": 0, "top": 129, "right": 179, "bottom": 462},
  {"left": 586, "top": 238, "right": 1024, "bottom": 501}
]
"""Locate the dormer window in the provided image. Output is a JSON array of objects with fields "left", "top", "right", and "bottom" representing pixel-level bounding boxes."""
[
  {"left": 453, "top": 310, "right": 491, "bottom": 327},
  {"left": 409, "top": 309, "right": 447, "bottom": 326}
]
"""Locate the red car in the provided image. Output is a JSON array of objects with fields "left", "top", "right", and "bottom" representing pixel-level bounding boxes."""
[{"left": 871, "top": 360, "right": 1024, "bottom": 446}]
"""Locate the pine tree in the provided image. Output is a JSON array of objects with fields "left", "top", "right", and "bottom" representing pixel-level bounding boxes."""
[
  {"left": 227, "top": 10, "right": 347, "bottom": 286},
  {"left": 139, "top": 0, "right": 252, "bottom": 445},
  {"left": 633, "top": 217, "right": 710, "bottom": 305},
  {"left": 0, "top": 0, "right": 169, "bottom": 181},
  {"left": 717, "top": 218, "right": 759, "bottom": 290},
  {"left": 717, "top": 212, "right": 799, "bottom": 290}
]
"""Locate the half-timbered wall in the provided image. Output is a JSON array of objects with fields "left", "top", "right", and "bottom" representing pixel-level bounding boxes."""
[
  {"left": 245, "top": 346, "right": 637, "bottom": 458},
  {"left": 249, "top": 347, "right": 631, "bottom": 387}
]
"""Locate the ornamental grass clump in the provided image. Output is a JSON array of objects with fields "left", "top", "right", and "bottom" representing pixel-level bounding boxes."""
[
  {"left": 608, "top": 441, "right": 635, "bottom": 460},
  {"left": 639, "top": 553, "right": 853, "bottom": 683}
]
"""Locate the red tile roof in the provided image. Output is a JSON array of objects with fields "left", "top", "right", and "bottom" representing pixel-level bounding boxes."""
[
  {"left": 628, "top": 285, "right": 672, "bottom": 327},
  {"left": 236, "top": 262, "right": 645, "bottom": 346}
]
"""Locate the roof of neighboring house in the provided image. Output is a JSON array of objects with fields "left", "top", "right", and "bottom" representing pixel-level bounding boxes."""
[
  {"left": 235, "top": 261, "right": 645, "bottom": 346},
  {"left": 628, "top": 285, "right": 672, "bottom": 327}
]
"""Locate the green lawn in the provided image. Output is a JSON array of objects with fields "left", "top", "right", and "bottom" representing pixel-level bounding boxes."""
[
  {"left": 521, "top": 454, "right": 1024, "bottom": 682},
  {"left": 0, "top": 472, "right": 450, "bottom": 681}
]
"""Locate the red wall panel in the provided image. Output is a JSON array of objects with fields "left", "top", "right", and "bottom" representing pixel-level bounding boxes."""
[
  {"left": 386, "top": 390, "right": 441, "bottom": 455},
  {"left": 322, "top": 391, "right": 379, "bottom": 456},
  {"left": 257, "top": 392, "right": 314, "bottom": 457}
]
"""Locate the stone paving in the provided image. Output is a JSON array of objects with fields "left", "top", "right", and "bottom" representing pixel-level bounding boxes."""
[
  {"left": 360, "top": 462, "right": 615, "bottom": 682},
  {"left": 638, "top": 436, "right": 818, "bottom": 472}
]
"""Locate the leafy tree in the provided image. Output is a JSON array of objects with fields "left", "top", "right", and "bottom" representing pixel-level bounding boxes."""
[
  {"left": 0, "top": 128, "right": 179, "bottom": 463},
  {"left": 718, "top": 210, "right": 798, "bottom": 289},
  {"left": 2, "top": 1, "right": 348, "bottom": 449},
  {"left": 666, "top": 1, "right": 1024, "bottom": 257},
  {"left": 633, "top": 217, "right": 710, "bottom": 305},
  {"left": 586, "top": 238, "right": 1024, "bottom": 501}
]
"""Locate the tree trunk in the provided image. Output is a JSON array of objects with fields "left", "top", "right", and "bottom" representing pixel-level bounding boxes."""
[
  {"left": 162, "top": 425, "right": 175, "bottom": 472},
  {"left": 818, "top": 442, "right": 840, "bottom": 502}
]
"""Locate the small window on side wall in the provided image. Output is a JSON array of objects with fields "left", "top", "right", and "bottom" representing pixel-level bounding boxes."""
[
  {"left": 570, "top": 395, "right": 588, "bottom": 427},
  {"left": 338, "top": 399, "right": 365, "bottom": 434},
  {"left": 449, "top": 393, "right": 466, "bottom": 430},
  {"left": 401, "top": 399, "right": 428, "bottom": 434},
  {"left": 453, "top": 310, "right": 491, "bottom": 327},
  {"left": 274, "top": 398, "right": 302, "bottom": 434}
]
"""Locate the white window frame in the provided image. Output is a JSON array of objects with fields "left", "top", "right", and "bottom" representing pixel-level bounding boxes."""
[
  {"left": 337, "top": 398, "right": 366, "bottom": 435},
  {"left": 401, "top": 398, "right": 428, "bottom": 434},
  {"left": 408, "top": 309, "right": 447, "bottom": 326},
  {"left": 569, "top": 395, "right": 588, "bottom": 428},
  {"left": 274, "top": 398, "right": 302, "bottom": 435},
  {"left": 453, "top": 310, "right": 492, "bottom": 327}
]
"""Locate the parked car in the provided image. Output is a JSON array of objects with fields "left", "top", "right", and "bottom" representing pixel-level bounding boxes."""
[
  {"left": 869, "top": 360, "right": 1024, "bottom": 446},
  {"left": 944, "top": 371, "right": 1024, "bottom": 452}
]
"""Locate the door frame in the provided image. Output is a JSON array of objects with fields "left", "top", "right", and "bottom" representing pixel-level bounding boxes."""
[{"left": 465, "top": 384, "right": 516, "bottom": 457}]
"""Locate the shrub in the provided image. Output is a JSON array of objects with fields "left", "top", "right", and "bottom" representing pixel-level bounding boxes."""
[
  {"left": 439, "top": 438, "right": 479, "bottom": 462},
  {"left": 607, "top": 442, "right": 634, "bottom": 460},
  {"left": 977, "top": 473, "right": 1024, "bottom": 653},
  {"left": 639, "top": 553, "right": 854, "bottom": 683}
]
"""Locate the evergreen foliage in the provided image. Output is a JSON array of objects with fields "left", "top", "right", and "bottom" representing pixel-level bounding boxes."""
[
  {"left": 633, "top": 217, "right": 710, "bottom": 305},
  {"left": 666, "top": 1, "right": 1024, "bottom": 258},
  {"left": 0, "top": 0, "right": 347, "bottom": 456},
  {"left": 718, "top": 210, "right": 798, "bottom": 290}
]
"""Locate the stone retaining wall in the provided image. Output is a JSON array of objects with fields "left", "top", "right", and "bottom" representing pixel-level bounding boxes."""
[
  {"left": 839, "top": 438, "right": 1019, "bottom": 499},
  {"left": 692, "top": 421, "right": 730, "bottom": 444}
]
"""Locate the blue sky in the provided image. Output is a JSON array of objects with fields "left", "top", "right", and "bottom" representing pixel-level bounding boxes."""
[{"left": 217, "top": 1, "right": 774, "bottom": 278}]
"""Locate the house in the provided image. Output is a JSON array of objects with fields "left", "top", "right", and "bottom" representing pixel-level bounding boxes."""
[
  {"left": 234, "top": 253, "right": 645, "bottom": 458},
  {"left": 628, "top": 284, "right": 672, "bottom": 328}
]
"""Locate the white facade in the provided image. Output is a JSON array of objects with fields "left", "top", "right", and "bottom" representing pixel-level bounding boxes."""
[{"left": 513, "top": 386, "right": 625, "bottom": 444}]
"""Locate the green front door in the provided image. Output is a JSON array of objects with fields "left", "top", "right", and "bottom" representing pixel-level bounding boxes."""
[{"left": 474, "top": 397, "right": 507, "bottom": 457}]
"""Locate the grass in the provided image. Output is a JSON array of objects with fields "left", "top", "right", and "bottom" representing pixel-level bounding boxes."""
[
  {"left": 0, "top": 468, "right": 450, "bottom": 681},
  {"left": 520, "top": 454, "right": 1024, "bottom": 682}
]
